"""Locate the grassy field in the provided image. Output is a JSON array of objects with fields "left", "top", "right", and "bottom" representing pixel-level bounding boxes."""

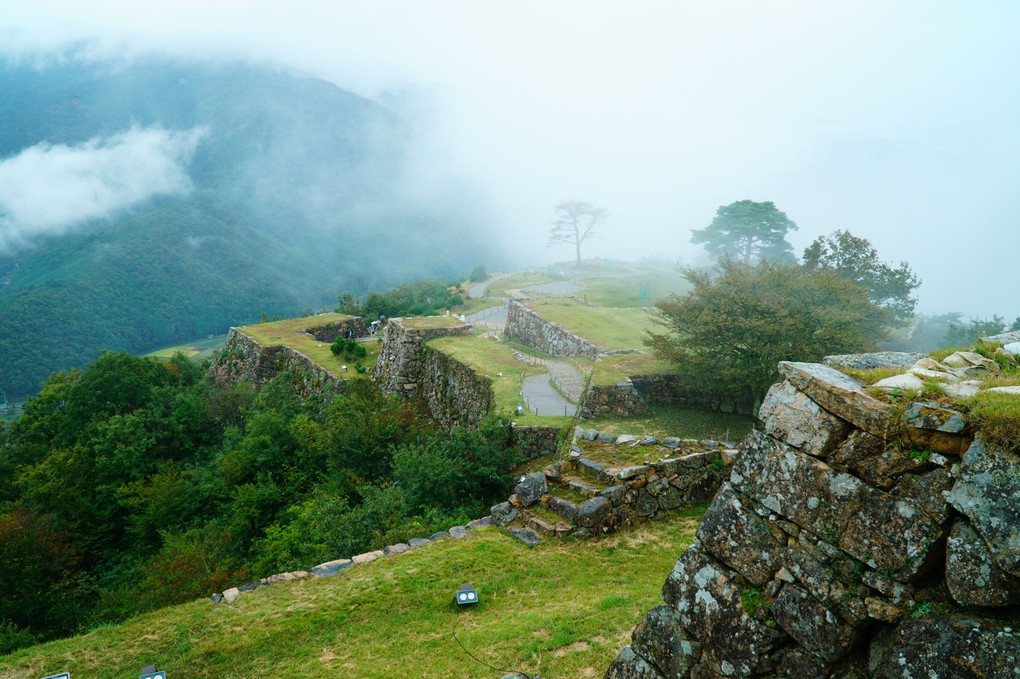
[
  {"left": 0, "top": 508, "right": 705, "bottom": 679},
  {"left": 146, "top": 335, "right": 228, "bottom": 360},
  {"left": 239, "top": 314, "right": 381, "bottom": 378},
  {"left": 576, "top": 269, "right": 689, "bottom": 308},
  {"left": 426, "top": 335, "right": 570, "bottom": 427},
  {"left": 524, "top": 298, "right": 655, "bottom": 351},
  {"left": 592, "top": 352, "right": 675, "bottom": 386},
  {"left": 587, "top": 404, "right": 755, "bottom": 443},
  {"left": 457, "top": 297, "right": 504, "bottom": 316},
  {"left": 400, "top": 316, "right": 469, "bottom": 330}
]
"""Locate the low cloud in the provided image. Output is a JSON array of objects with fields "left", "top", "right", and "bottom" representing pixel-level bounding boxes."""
[{"left": 0, "top": 125, "right": 206, "bottom": 251}]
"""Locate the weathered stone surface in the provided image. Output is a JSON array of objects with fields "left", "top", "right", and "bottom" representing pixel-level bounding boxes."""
[
  {"left": 618, "top": 465, "right": 650, "bottom": 480},
  {"left": 548, "top": 496, "right": 578, "bottom": 521},
  {"left": 312, "top": 559, "right": 353, "bottom": 577},
  {"left": 946, "top": 519, "right": 1020, "bottom": 606},
  {"left": 598, "top": 431, "right": 618, "bottom": 444},
  {"left": 569, "top": 478, "right": 601, "bottom": 496},
  {"left": 942, "top": 350, "right": 1000, "bottom": 372},
  {"left": 736, "top": 435, "right": 945, "bottom": 581},
  {"left": 824, "top": 352, "right": 925, "bottom": 371},
  {"left": 1003, "top": 340, "right": 1020, "bottom": 356},
  {"left": 868, "top": 616, "right": 1020, "bottom": 679},
  {"left": 576, "top": 495, "right": 612, "bottom": 527},
  {"left": 507, "top": 527, "right": 543, "bottom": 546},
  {"left": 776, "top": 647, "right": 829, "bottom": 679},
  {"left": 657, "top": 486, "right": 683, "bottom": 511},
  {"left": 515, "top": 471, "right": 548, "bottom": 507},
  {"left": 352, "top": 549, "right": 384, "bottom": 565},
  {"left": 600, "top": 485, "right": 627, "bottom": 503},
  {"left": 982, "top": 330, "right": 1020, "bottom": 344},
  {"left": 384, "top": 542, "right": 411, "bottom": 555},
  {"left": 407, "top": 537, "right": 431, "bottom": 548},
  {"left": 942, "top": 380, "right": 982, "bottom": 399},
  {"left": 429, "top": 530, "right": 450, "bottom": 541},
  {"left": 781, "top": 550, "right": 868, "bottom": 625},
  {"left": 605, "top": 645, "right": 666, "bottom": 679},
  {"left": 662, "top": 436, "right": 681, "bottom": 449},
  {"left": 678, "top": 452, "right": 713, "bottom": 469},
  {"left": 696, "top": 483, "right": 784, "bottom": 586},
  {"left": 639, "top": 436, "right": 660, "bottom": 446},
  {"left": 947, "top": 438, "right": 1020, "bottom": 576},
  {"left": 871, "top": 372, "right": 924, "bottom": 393},
  {"left": 211, "top": 592, "right": 224, "bottom": 604},
  {"left": 893, "top": 468, "right": 952, "bottom": 524},
  {"left": 662, "top": 542, "right": 782, "bottom": 677},
  {"left": 584, "top": 428, "right": 599, "bottom": 441},
  {"left": 759, "top": 380, "right": 853, "bottom": 457},
  {"left": 772, "top": 584, "right": 860, "bottom": 665},
  {"left": 635, "top": 489, "right": 658, "bottom": 517},
  {"left": 466, "top": 516, "right": 492, "bottom": 529},
  {"left": 988, "top": 385, "right": 1020, "bottom": 394},
  {"left": 778, "top": 361, "right": 893, "bottom": 437},
  {"left": 221, "top": 587, "right": 240, "bottom": 603},
  {"left": 617, "top": 434, "right": 638, "bottom": 445},
  {"left": 831, "top": 429, "right": 885, "bottom": 470},
  {"left": 864, "top": 597, "right": 901, "bottom": 623},
  {"left": 900, "top": 400, "right": 971, "bottom": 455},
  {"left": 448, "top": 525, "right": 468, "bottom": 539},
  {"left": 632, "top": 605, "right": 700, "bottom": 679}
]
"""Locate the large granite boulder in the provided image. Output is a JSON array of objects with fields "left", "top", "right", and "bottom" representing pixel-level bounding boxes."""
[
  {"left": 696, "top": 483, "right": 784, "bottom": 586},
  {"left": 823, "top": 352, "right": 925, "bottom": 371},
  {"left": 758, "top": 380, "right": 852, "bottom": 457},
  {"left": 604, "top": 646, "right": 666, "bottom": 679},
  {"left": 772, "top": 584, "right": 861, "bottom": 666},
  {"left": 778, "top": 362, "right": 893, "bottom": 438},
  {"left": 631, "top": 605, "right": 700, "bottom": 679},
  {"left": 899, "top": 400, "right": 971, "bottom": 455},
  {"left": 868, "top": 616, "right": 1020, "bottom": 679},
  {"left": 946, "top": 519, "right": 1020, "bottom": 606},
  {"left": 947, "top": 438, "right": 1020, "bottom": 576},
  {"left": 661, "top": 542, "right": 783, "bottom": 677},
  {"left": 515, "top": 471, "right": 548, "bottom": 507}
]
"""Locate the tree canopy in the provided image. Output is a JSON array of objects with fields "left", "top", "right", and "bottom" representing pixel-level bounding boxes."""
[
  {"left": 645, "top": 259, "right": 890, "bottom": 411},
  {"left": 803, "top": 230, "right": 921, "bottom": 320},
  {"left": 690, "top": 200, "right": 798, "bottom": 263},
  {"left": 548, "top": 200, "right": 608, "bottom": 266}
]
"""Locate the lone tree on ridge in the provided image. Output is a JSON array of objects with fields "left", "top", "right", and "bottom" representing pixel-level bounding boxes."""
[
  {"left": 690, "top": 200, "right": 798, "bottom": 263},
  {"left": 548, "top": 200, "right": 608, "bottom": 266}
]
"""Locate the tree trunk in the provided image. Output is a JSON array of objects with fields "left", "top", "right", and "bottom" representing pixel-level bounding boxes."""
[{"left": 576, "top": 241, "right": 581, "bottom": 266}]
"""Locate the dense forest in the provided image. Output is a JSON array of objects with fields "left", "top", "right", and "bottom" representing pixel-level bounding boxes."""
[
  {"left": 0, "top": 352, "right": 521, "bottom": 654},
  {"left": 0, "top": 57, "right": 493, "bottom": 397}
]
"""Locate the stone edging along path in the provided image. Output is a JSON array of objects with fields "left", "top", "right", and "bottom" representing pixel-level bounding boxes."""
[{"left": 210, "top": 516, "right": 494, "bottom": 605}]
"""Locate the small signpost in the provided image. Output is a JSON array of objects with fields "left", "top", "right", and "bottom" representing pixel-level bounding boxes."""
[{"left": 140, "top": 665, "right": 166, "bottom": 679}]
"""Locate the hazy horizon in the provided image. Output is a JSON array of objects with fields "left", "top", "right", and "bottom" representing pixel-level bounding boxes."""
[{"left": 2, "top": 1, "right": 1018, "bottom": 319}]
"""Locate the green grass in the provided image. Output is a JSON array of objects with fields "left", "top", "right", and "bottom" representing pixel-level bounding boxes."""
[
  {"left": 401, "top": 316, "right": 469, "bottom": 329},
  {"left": 238, "top": 314, "right": 380, "bottom": 378},
  {"left": 457, "top": 297, "right": 504, "bottom": 316},
  {"left": 586, "top": 405, "right": 754, "bottom": 443},
  {"left": 146, "top": 335, "right": 228, "bottom": 360},
  {"left": 575, "top": 270, "right": 690, "bottom": 308},
  {"left": 486, "top": 272, "right": 556, "bottom": 298},
  {"left": 0, "top": 508, "right": 707, "bottom": 679},
  {"left": 592, "top": 353, "right": 675, "bottom": 386},
  {"left": 524, "top": 299, "right": 655, "bottom": 351},
  {"left": 426, "top": 336, "right": 560, "bottom": 426}
]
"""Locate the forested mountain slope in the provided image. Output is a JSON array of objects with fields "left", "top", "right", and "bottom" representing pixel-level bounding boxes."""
[{"left": 0, "top": 57, "right": 489, "bottom": 396}]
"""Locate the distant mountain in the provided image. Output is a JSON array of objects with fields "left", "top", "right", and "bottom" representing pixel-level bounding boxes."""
[{"left": 0, "top": 57, "right": 491, "bottom": 396}]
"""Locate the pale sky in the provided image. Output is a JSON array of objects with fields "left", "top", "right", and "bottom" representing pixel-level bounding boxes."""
[{"left": 1, "top": 1, "right": 1018, "bottom": 318}]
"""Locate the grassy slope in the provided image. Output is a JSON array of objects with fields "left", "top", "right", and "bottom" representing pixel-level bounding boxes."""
[
  {"left": 524, "top": 299, "right": 654, "bottom": 352},
  {"left": 238, "top": 314, "right": 381, "bottom": 377},
  {"left": 0, "top": 508, "right": 705, "bottom": 679},
  {"left": 426, "top": 336, "right": 571, "bottom": 427}
]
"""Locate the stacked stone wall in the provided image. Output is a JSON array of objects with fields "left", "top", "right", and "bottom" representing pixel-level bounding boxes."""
[
  {"left": 373, "top": 318, "right": 473, "bottom": 399},
  {"left": 210, "top": 328, "right": 341, "bottom": 396},
  {"left": 302, "top": 317, "right": 369, "bottom": 342},
  {"left": 504, "top": 299, "right": 602, "bottom": 360},
  {"left": 582, "top": 374, "right": 754, "bottom": 419},
  {"left": 606, "top": 358, "right": 1020, "bottom": 679},
  {"left": 418, "top": 344, "right": 493, "bottom": 429}
]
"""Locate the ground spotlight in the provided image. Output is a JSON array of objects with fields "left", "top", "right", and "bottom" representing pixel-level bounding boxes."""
[{"left": 456, "top": 583, "right": 479, "bottom": 605}]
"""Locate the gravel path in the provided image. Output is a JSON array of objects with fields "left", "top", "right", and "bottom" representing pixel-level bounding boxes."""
[{"left": 521, "top": 374, "right": 577, "bottom": 417}]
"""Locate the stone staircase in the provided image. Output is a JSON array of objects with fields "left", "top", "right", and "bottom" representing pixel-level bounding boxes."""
[{"left": 490, "top": 427, "right": 739, "bottom": 543}]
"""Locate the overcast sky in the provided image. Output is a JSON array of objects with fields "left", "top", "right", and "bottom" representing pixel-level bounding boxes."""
[{"left": 1, "top": 0, "right": 1018, "bottom": 318}]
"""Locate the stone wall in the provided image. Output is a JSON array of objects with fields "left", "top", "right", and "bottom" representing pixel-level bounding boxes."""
[
  {"left": 510, "top": 425, "right": 563, "bottom": 460},
  {"left": 418, "top": 342, "right": 493, "bottom": 429},
  {"left": 582, "top": 374, "right": 754, "bottom": 419},
  {"left": 504, "top": 299, "right": 603, "bottom": 360},
  {"left": 303, "top": 317, "right": 369, "bottom": 342},
  {"left": 210, "top": 328, "right": 341, "bottom": 395},
  {"left": 605, "top": 358, "right": 1020, "bottom": 679},
  {"left": 373, "top": 318, "right": 474, "bottom": 399}
]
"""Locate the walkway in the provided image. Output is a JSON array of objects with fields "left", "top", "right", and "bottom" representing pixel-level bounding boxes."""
[{"left": 521, "top": 374, "right": 577, "bottom": 417}]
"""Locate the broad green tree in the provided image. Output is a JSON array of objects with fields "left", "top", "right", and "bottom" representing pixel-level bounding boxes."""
[
  {"left": 691, "top": 200, "right": 797, "bottom": 263},
  {"left": 548, "top": 200, "right": 609, "bottom": 266},
  {"left": 646, "top": 259, "right": 890, "bottom": 412},
  {"left": 803, "top": 230, "right": 920, "bottom": 320}
]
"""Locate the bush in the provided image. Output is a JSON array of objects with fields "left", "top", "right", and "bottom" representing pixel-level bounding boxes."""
[
  {"left": 330, "top": 338, "right": 367, "bottom": 359},
  {"left": 469, "top": 265, "right": 487, "bottom": 282}
]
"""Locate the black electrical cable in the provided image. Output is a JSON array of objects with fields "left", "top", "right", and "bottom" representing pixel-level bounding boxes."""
[{"left": 452, "top": 613, "right": 532, "bottom": 679}]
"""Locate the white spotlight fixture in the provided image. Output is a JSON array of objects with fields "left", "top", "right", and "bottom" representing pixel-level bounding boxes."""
[{"left": 456, "top": 583, "right": 479, "bottom": 605}]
